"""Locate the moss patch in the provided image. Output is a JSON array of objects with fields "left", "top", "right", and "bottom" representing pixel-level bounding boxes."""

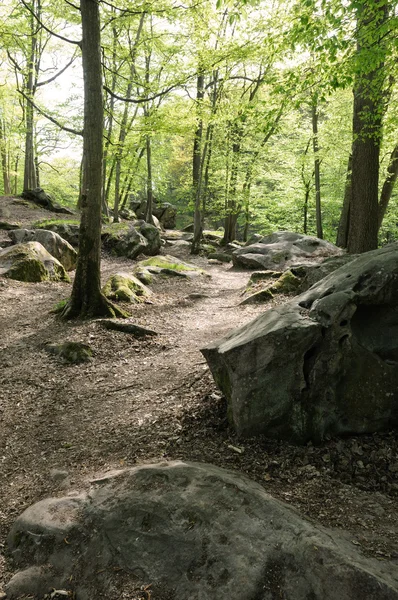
[
  {"left": 271, "top": 270, "right": 301, "bottom": 294},
  {"left": 51, "top": 299, "right": 69, "bottom": 314},
  {"left": 0, "top": 243, "right": 69, "bottom": 282},
  {"left": 102, "top": 272, "right": 152, "bottom": 303},
  {"left": 140, "top": 255, "right": 208, "bottom": 276},
  {"left": 33, "top": 218, "right": 80, "bottom": 228}
]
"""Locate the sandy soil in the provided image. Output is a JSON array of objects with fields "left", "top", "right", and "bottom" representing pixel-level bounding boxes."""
[{"left": 1, "top": 195, "right": 398, "bottom": 597}]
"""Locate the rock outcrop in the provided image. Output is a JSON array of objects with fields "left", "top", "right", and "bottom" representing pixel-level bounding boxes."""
[
  {"left": 232, "top": 231, "right": 342, "bottom": 270},
  {"left": 35, "top": 221, "right": 80, "bottom": 247},
  {"left": 9, "top": 229, "right": 77, "bottom": 271},
  {"left": 21, "top": 188, "right": 75, "bottom": 215},
  {"left": 6, "top": 462, "right": 398, "bottom": 600},
  {"left": 202, "top": 243, "right": 398, "bottom": 443},
  {"left": 0, "top": 242, "right": 69, "bottom": 282},
  {"left": 102, "top": 221, "right": 161, "bottom": 259}
]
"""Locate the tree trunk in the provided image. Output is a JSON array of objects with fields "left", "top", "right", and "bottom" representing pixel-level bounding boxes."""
[
  {"left": 336, "top": 154, "right": 352, "bottom": 248},
  {"left": 191, "top": 73, "right": 205, "bottom": 254},
  {"left": 23, "top": 7, "right": 38, "bottom": 191},
  {"left": 62, "top": 0, "right": 124, "bottom": 319},
  {"left": 347, "top": 0, "right": 388, "bottom": 253},
  {"left": 0, "top": 117, "right": 11, "bottom": 195},
  {"left": 311, "top": 101, "right": 323, "bottom": 239},
  {"left": 378, "top": 143, "right": 398, "bottom": 229}
]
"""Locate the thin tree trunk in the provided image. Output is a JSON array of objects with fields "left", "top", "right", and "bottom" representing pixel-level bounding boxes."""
[
  {"left": 13, "top": 155, "right": 19, "bottom": 194},
  {"left": 311, "top": 101, "right": 323, "bottom": 239},
  {"left": 378, "top": 144, "right": 398, "bottom": 229},
  {"left": 192, "top": 72, "right": 205, "bottom": 254},
  {"left": 0, "top": 117, "right": 11, "bottom": 194},
  {"left": 336, "top": 154, "right": 352, "bottom": 247},
  {"left": 63, "top": 0, "right": 124, "bottom": 320}
]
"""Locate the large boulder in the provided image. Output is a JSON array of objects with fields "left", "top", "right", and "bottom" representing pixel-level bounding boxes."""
[
  {"left": 0, "top": 241, "right": 69, "bottom": 282},
  {"left": 9, "top": 229, "right": 77, "bottom": 271},
  {"left": 153, "top": 202, "right": 177, "bottom": 229},
  {"left": 102, "top": 272, "right": 152, "bottom": 303},
  {"left": 232, "top": 231, "right": 342, "bottom": 270},
  {"left": 6, "top": 461, "right": 398, "bottom": 600},
  {"left": 202, "top": 243, "right": 398, "bottom": 443},
  {"left": 35, "top": 221, "right": 80, "bottom": 247},
  {"left": 102, "top": 221, "right": 161, "bottom": 259}
]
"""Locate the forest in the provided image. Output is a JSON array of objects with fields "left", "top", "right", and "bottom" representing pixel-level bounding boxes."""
[
  {"left": 0, "top": 0, "right": 397, "bottom": 253},
  {"left": 1, "top": 1, "right": 398, "bottom": 599}
]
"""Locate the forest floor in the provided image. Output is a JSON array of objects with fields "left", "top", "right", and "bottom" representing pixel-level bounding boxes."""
[{"left": 1, "top": 196, "right": 398, "bottom": 596}]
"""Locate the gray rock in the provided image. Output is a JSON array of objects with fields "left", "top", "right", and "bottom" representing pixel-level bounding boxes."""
[
  {"left": 153, "top": 202, "right": 177, "bottom": 229},
  {"left": 9, "top": 229, "right": 77, "bottom": 271},
  {"left": 21, "top": 188, "right": 75, "bottom": 215},
  {"left": 202, "top": 243, "right": 398, "bottom": 443},
  {"left": 232, "top": 231, "right": 342, "bottom": 270},
  {"left": 35, "top": 222, "right": 80, "bottom": 247},
  {"left": 290, "top": 253, "right": 358, "bottom": 292},
  {"left": 102, "top": 222, "right": 161, "bottom": 259},
  {"left": 0, "top": 242, "right": 69, "bottom": 282},
  {"left": 6, "top": 462, "right": 398, "bottom": 600}
]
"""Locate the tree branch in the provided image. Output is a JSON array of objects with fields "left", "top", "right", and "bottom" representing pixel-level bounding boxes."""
[
  {"left": 36, "top": 51, "right": 78, "bottom": 87},
  {"left": 20, "top": 0, "right": 82, "bottom": 46},
  {"left": 18, "top": 89, "right": 83, "bottom": 136}
]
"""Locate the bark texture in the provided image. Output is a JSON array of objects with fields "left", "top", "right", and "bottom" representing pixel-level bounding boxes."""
[{"left": 62, "top": 0, "right": 124, "bottom": 319}]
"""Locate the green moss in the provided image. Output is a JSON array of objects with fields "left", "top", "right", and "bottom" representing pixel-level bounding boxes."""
[
  {"left": 51, "top": 299, "right": 69, "bottom": 314},
  {"left": 33, "top": 218, "right": 80, "bottom": 228},
  {"left": 134, "top": 267, "right": 153, "bottom": 285},
  {"left": 6, "top": 258, "right": 48, "bottom": 282},
  {"left": 102, "top": 222, "right": 131, "bottom": 235},
  {"left": 270, "top": 270, "right": 301, "bottom": 294},
  {"left": 102, "top": 273, "right": 151, "bottom": 303},
  {"left": 141, "top": 255, "right": 206, "bottom": 274}
]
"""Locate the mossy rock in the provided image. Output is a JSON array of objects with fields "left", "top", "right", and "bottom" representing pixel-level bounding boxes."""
[
  {"left": 240, "top": 288, "right": 274, "bottom": 305},
  {"left": 140, "top": 255, "right": 209, "bottom": 276},
  {"left": 0, "top": 242, "right": 70, "bottom": 282},
  {"left": 207, "top": 252, "right": 232, "bottom": 263},
  {"left": 133, "top": 267, "right": 153, "bottom": 285},
  {"left": 249, "top": 270, "right": 283, "bottom": 283},
  {"left": 0, "top": 221, "right": 21, "bottom": 231},
  {"left": 102, "top": 272, "right": 152, "bottom": 303},
  {"left": 270, "top": 270, "right": 301, "bottom": 294},
  {"left": 44, "top": 341, "right": 93, "bottom": 364}
]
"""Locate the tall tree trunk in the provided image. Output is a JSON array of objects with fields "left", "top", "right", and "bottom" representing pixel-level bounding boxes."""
[
  {"left": 378, "top": 144, "right": 398, "bottom": 229},
  {"left": 311, "top": 101, "right": 323, "bottom": 239},
  {"left": 347, "top": 0, "right": 388, "bottom": 253},
  {"left": 191, "top": 73, "right": 205, "bottom": 254},
  {"left": 23, "top": 6, "right": 38, "bottom": 191},
  {"left": 62, "top": 0, "right": 123, "bottom": 319},
  {"left": 336, "top": 154, "right": 352, "bottom": 248}
]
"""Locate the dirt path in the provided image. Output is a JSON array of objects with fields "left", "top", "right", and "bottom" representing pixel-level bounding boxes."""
[{"left": 1, "top": 197, "right": 398, "bottom": 595}]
